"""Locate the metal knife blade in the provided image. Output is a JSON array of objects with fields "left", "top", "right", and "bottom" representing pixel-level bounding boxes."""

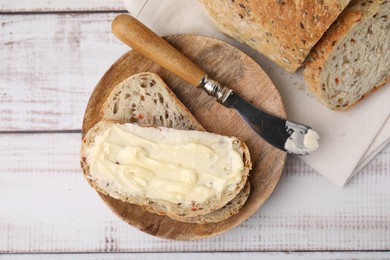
[{"left": 200, "top": 76, "right": 319, "bottom": 155}]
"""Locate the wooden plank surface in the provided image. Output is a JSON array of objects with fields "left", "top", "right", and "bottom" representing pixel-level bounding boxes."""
[
  {"left": 0, "top": 0, "right": 126, "bottom": 12},
  {"left": 0, "top": 12, "right": 300, "bottom": 132},
  {"left": 2, "top": 252, "right": 390, "bottom": 260},
  {"left": 0, "top": 13, "right": 128, "bottom": 131},
  {"left": 1, "top": 2, "right": 390, "bottom": 256},
  {"left": 1, "top": 134, "right": 389, "bottom": 253}
]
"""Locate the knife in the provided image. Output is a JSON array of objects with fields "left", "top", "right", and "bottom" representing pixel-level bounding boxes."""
[{"left": 111, "top": 14, "right": 319, "bottom": 155}]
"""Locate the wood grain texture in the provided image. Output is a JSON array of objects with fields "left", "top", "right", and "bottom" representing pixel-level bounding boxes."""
[
  {"left": 0, "top": 0, "right": 126, "bottom": 12},
  {"left": 0, "top": 13, "right": 128, "bottom": 131},
  {"left": 82, "top": 34, "right": 287, "bottom": 240},
  {"left": 1, "top": 3, "right": 390, "bottom": 254},
  {"left": 4, "top": 252, "right": 390, "bottom": 259},
  {"left": 0, "top": 134, "right": 389, "bottom": 252}
]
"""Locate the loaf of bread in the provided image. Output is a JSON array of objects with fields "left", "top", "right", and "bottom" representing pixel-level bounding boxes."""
[
  {"left": 81, "top": 72, "right": 251, "bottom": 223},
  {"left": 198, "top": 0, "right": 351, "bottom": 72},
  {"left": 304, "top": 0, "right": 390, "bottom": 110}
]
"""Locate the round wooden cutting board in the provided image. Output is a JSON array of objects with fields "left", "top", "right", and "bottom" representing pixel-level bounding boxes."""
[{"left": 82, "top": 34, "right": 287, "bottom": 240}]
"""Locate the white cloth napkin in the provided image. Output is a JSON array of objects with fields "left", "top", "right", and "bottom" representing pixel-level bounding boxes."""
[{"left": 124, "top": 0, "right": 390, "bottom": 187}]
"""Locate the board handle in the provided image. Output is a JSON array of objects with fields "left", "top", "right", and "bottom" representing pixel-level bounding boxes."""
[{"left": 112, "top": 14, "right": 206, "bottom": 87}]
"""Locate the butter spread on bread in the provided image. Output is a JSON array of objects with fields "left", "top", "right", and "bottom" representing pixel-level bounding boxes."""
[
  {"left": 85, "top": 123, "right": 244, "bottom": 204},
  {"left": 82, "top": 121, "right": 250, "bottom": 219},
  {"left": 81, "top": 72, "right": 252, "bottom": 222}
]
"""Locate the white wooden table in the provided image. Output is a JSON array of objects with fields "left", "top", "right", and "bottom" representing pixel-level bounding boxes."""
[{"left": 1, "top": 1, "right": 389, "bottom": 259}]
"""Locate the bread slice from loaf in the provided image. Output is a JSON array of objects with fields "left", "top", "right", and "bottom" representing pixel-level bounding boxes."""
[
  {"left": 81, "top": 120, "right": 251, "bottom": 220},
  {"left": 198, "top": 0, "right": 351, "bottom": 72},
  {"left": 177, "top": 180, "right": 250, "bottom": 224},
  {"left": 303, "top": 0, "right": 390, "bottom": 110},
  {"left": 102, "top": 72, "right": 203, "bottom": 130},
  {"left": 82, "top": 72, "right": 251, "bottom": 223}
]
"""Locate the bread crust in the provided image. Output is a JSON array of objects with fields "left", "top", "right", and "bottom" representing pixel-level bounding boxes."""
[
  {"left": 81, "top": 72, "right": 252, "bottom": 223},
  {"left": 303, "top": 0, "right": 390, "bottom": 110},
  {"left": 101, "top": 72, "right": 204, "bottom": 131},
  {"left": 199, "top": 0, "right": 350, "bottom": 72},
  {"left": 178, "top": 181, "right": 251, "bottom": 224},
  {"left": 303, "top": 10, "right": 362, "bottom": 108},
  {"left": 81, "top": 121, "right": 251, "bottom": 220}
]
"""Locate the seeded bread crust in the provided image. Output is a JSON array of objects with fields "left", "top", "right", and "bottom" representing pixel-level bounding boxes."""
[
  {"left": 102, "top": 72, "right": 203, "bottom": 130},
  {"left": 303, "top": 0, "right": 390, "bottom": 110},
  {"left": 178, "top": 181, "right": 250, "bottom": 224},
  {"left": 198, "top": 0, "right": 351, "bottom": 72},
  {"left": 81, "top": 72, "right": 252, "bottom": 223},
  {"left": 81, "top": 120, "right": 251, "bottom": 219}
]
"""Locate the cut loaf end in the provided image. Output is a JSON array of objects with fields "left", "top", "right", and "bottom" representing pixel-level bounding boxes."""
[{"left": 304, "top": 0, "right": 390, "bottom": 110}]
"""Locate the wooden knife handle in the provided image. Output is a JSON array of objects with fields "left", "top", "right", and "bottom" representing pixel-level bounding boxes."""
[{"left": 112, "top": 14, "right": 205, "bottom": 87}]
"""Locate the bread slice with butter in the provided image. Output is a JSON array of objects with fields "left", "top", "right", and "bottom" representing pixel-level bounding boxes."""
[
  {"left": 81, "top": 72, "right": 251, "bottom": 223},
  {"left": 180, "top": 180, "right": 250, "bottom": 224},
  {"left": 81, "top": 121, "right": 251, "bottom": 220}
]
